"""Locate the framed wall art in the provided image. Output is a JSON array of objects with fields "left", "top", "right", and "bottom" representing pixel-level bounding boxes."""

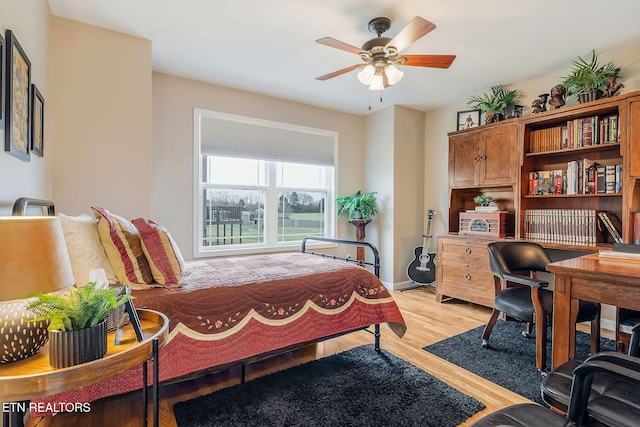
[
  {"left": 30, "top": 84, "right": 44, "bottom": 157},
  {"left": 0, "top": 32, "right": 5, "bottom": 131},
  {"left": 456, "top": 109, "right": 481, "bottom": 131},
  {"left": 4, "top": 30, "right": 31, "bottom": 161}
]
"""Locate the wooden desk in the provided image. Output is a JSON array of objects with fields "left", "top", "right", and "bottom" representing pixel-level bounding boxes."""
[
  {"left": 0, "top": 309, "right": 168, "bottom": 427},
  {"left": 547, "top": 254, "right": 640, "bottom": 369}
]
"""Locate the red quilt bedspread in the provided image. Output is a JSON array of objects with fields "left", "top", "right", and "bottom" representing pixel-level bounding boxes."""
[{"left": 33, "top": 252, "right": 405, "bottom": 414}]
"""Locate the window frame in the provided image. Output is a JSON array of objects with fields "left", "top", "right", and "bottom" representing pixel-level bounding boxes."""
[{"left": 193, "top": 109, "right": 338, "bottom": 258}]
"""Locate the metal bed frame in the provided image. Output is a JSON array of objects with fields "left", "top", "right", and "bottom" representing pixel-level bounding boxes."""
[{"left": 301, "top": 236, "right": 382, "bottom": 351}]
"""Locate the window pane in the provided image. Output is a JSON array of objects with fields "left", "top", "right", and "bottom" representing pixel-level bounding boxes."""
[
  {"left": 276, "top": 162, "right": 326, "bottom": 188},
  {"left": 202, "top": 188, "right": 265, "bottom": 246},
  {"left": 278, "top": 191, "right": 326, "bottom": 242},
  {"left": 204, "top": 156, "right": 265, "bottom": 186}
]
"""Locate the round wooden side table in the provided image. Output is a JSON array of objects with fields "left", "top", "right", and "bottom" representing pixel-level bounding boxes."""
[{"left": 0, "top": 309, "right": 168, "bottom": 427}]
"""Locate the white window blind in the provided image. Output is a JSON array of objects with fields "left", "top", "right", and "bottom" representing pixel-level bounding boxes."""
[{"left": 199, "top": 112, "right": 336, "bottom": 166}]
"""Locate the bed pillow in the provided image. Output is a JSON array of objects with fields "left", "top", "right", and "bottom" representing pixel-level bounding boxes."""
[
  {"left": 58, "top": 213, "right": 117, "bottom": 286},
  {"left": 91, "top": 206, "right": 155, "bottom": 287},
  {"left": 132, "top": 218, "right": 185, "bottom": 286}
]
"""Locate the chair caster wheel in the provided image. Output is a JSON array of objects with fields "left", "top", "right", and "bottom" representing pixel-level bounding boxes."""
[
  {"left": 482, "top": 339, "right": 489, "bottom": 348},
  {"left": 521, "top": 331, "right": 530, "bottom": 338}
]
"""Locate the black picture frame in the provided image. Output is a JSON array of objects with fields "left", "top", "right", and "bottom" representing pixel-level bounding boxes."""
[
  {"left": 30, "top": 84, "right": 44, "bottom": 157},
  {"left": 4, "top": 30, "right": 31, "bottom": 161},
  {"left": 0, "top": 32, "right": 4, "bottom": 131},
  {"left": 457, "top": 109, "right": 481, "bottom": 131}
]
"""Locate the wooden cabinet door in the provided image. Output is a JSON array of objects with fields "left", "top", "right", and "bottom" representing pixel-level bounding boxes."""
[
  {"left": 628, "top": 100, "right": 640, "bottom": 178},
  {"left": 449, "top": 133, "right": 479, "bottom": 188},
  {"left": 478, "top": 124, "right": 518, "bottom": 185}
]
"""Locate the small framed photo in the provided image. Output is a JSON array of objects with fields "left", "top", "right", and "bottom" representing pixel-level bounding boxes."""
[
  {"left": 457, "top": 110, "right": 481, "bottom": 131},
  {"left": 4, "top": 30, "right": 31, "bottom": 161},
  {"left": 30, "top": 84, "right": 44, "bottom": 157}
]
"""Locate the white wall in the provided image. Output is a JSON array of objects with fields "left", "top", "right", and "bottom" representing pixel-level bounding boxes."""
[
  {"left": 49, "top": 16, "right": 152, "bottom": 219},
  {"left": 0, "top": 0, "right": 51, "bottom": 215},
  {"left": 151, "top": 73, "right": 365, "bottom": 260}
]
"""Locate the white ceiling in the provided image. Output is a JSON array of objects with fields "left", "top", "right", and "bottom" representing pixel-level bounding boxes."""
[{"left": 48, "top": 0, "right": 640, "bottom": 116}]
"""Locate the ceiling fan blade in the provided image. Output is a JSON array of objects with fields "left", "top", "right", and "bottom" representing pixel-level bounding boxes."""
[
  {"left": 385, "top": 17, "right": 436, "bottom": 53},
  {"left": 316, "top": 65, "right": 361, "bottom": 81},
  {"left": 402, "top": 54, "right": 456, "bottom": 68},
  {"left": 316, "top": 37, "right": 363, "bottom": 55}
]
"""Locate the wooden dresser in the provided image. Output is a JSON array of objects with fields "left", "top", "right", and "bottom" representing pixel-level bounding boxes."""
[{"left": 436, "top": 234, "right": 505, "bottom": 308}]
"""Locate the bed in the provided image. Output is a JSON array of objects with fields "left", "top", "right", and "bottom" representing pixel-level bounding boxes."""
[{"left": 16, "top": 199, "right": 406, "bottom": 415}]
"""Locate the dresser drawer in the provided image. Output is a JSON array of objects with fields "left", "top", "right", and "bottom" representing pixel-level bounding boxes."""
[
  {"left": 439, "top": 259, "right": 494, "bottom": 288},
  {"left": 439, "top": 238, "right": 490, "bottom": 264}
]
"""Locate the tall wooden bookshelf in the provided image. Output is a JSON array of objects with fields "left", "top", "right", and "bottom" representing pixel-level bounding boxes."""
[{"left": 438, "top": 90, "right": 640, "bottom": 307}]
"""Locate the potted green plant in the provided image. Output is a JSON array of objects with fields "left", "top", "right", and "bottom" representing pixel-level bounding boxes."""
[
  {"left": 561, "top": 50, "right": 622, "bottom": 103},
  {"left": 336, "top": 191, "right": 378, "bottom": 221},
  {"left": 473, "top": 195, "right": 494, "bottom": 207},
  {"left": 26, "top": 282, "right": 131, "bottom": 368},
  {"left": 467, "top": 85, "right": 524, "bottom": 123}
]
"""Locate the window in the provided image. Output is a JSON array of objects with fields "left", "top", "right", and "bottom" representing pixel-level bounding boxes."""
[{"left": 194, "top": 110, "right": 336, "bottom": 257}]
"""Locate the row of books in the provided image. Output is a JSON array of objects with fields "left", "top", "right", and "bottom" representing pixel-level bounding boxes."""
[
  {"left": 528, "top": 114, "right": 619, "bottom": 153},
  {"left": 523, "top": 209, "right": 622, "bottom": 246},
  {"left": 528, "top": 160, "right": 622, "bottom": 195}
]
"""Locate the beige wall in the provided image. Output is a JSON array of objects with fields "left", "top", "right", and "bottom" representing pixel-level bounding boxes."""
[
  {"left": 0, "top": 0, "right": 51, "bottom": 215},
  {"left": 364, "top": 105, "right": 425, "bottom": 286},
  {"left": 151, "top": 73, "right": 365, "bottom": 260},
  {"left": 49, "top": 16, "right": 152, "bottom": 219}
]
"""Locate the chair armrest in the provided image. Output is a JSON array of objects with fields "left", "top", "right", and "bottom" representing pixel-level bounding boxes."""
[
  {"left": 630, "top": 322, "right": 640, "bottom": 357},
  {"left": 583, "top": 351, "right": 640, "bottom": 369},
  {"left": 502, "top": 272, "right": 548, "bottom": 288},
  {"left": 567, "top": 359, "right": 640, "bottom": 425}
]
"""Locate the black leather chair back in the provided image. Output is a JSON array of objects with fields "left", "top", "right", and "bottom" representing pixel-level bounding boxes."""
[{"left": 487, "top": 241, "right": 551, "bottom": 279}]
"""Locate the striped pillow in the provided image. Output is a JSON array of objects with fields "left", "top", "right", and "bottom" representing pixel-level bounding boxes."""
[
  {"left": 91, "top": 206, "right": 155, "bottom": 288},
  {"left": 132, "top": 218, "right": 185, "bottom": 286}
]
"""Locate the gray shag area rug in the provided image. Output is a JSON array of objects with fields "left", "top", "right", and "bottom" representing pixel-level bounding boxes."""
[
  {"left": 173, "top": 344, "right": 485, "bottom": 427},
  {"left": 423, "top": 321, "right": 614, "bottom": 405}
]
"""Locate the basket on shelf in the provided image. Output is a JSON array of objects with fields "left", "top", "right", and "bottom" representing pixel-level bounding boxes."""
[{"left": 106, "top": 285, "right": 130, "bottom": 332}]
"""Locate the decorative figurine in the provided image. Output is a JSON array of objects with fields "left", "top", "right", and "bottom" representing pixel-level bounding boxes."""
[
  {"left": 603, "top": 75, "right": 624, "bottom": 97},
  {"left": 549, "top": 85, "right": 566, "bottom": 109},
  {"left": 531, "top": 99, "right": 544, "bottom": 114},
  {"left": 538, "top": 93, "right": 549, "bottom": 111}
]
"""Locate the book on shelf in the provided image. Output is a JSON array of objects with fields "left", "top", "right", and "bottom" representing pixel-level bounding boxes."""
[
  {"left": 597, "top": 211, "right": 622, "bottom": 243},
  {"left": 596, "top": 164, "right": 606, "bottom": 194},
  {"left": 524, "top": 209, "right": 597, "bottom": 246},
  {"left": 605, "top": 165, "right": 616, "bottom": 193},
  {"left": 582, "top": 118, "right": 593, "bottom": 146}
]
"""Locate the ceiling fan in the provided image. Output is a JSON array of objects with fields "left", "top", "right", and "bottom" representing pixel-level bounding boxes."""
[{"left": 316, "top": 16, "right": 456, "bottom": 90}]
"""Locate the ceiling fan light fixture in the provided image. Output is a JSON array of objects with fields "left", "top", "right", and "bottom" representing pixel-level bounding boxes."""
[
  {"left": 385, "top": 63, "right": 404, "bottom": 85},
  {"left": 369, "top": 72, "right": 384, "bottom": 91},
  {"left": 357, "top": 64, "right": 375, "bottom": 85}
]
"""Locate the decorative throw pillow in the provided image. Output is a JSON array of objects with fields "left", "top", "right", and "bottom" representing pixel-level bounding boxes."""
[
  {"left": 58, "top": 213, "right": 117, "bottom": 286},
  {"left": 91, "top": 206, "right": 155, "bottom": 287},
  {"left": 132, "top": 218, "right": 185, "bottom": 286}
]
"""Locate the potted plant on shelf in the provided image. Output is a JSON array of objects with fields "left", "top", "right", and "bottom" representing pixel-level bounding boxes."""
[
  {"left": 467, "top": 85, "right": 524, "bottom": 123},
  {"left": 336, "top": 191, "right": 378, "bottom": 222},
  {"left": 26, "top": 282, "right": 131, "bottom": 368},
  {"left": 561, "top": 50, "right": 622, "bottom": 103},
  {"left": 473, "top": 195, "right": 497, "bottom": 212}
]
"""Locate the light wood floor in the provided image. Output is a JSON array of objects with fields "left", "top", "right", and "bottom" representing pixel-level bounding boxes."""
[{"left": 26, "top": 288, "right": 610, "bottom": 427}]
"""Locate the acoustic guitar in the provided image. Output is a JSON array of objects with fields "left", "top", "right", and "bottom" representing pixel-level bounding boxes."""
[{"left": 407, "top": 209, "right": 436, "bottom": 285}]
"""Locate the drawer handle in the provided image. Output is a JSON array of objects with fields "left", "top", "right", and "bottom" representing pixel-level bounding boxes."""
[
  {"left": 464, "top": 273, "right": 471, "bottom": 281},
  {"left": 465, "top": 247, "right": 472, "bottom": 254}
]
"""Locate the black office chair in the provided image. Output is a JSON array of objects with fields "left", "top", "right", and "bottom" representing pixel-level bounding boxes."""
[
  {"left": 541, "top": 322, "right": 640, "bottom": 418},
  {"left": 483, "top": 242, "right": 600, "bottom": 371},
  {"left": 471, "top": 352, "right": 640, "bottom": 427}
]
